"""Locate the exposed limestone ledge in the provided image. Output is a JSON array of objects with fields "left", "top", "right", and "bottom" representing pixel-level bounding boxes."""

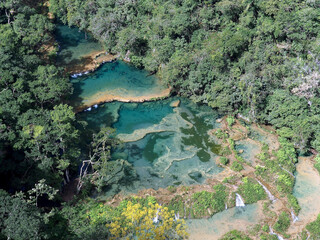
[
  {"left": 75, "top": 88, "right": 172, "bottom": 113},
  {"left": 67, "top": 51, "right": 118, "bottom": 76}
]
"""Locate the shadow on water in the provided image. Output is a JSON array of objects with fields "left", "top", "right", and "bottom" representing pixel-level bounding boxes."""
[{"left": 54, "top": 24, "right": 103, "bottom": 67}]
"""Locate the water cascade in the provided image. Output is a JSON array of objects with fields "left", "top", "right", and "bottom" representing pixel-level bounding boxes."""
[
  {"left": 291, "top": 209, "right": 299, "bottom": 223},
  {"left": 269, "top": 226, "right": 285, "bottom": 240},
  {"left": 235, "top": 193, "right": 245, "bottom": 207},
  {"left": 279, "top": 165, "right": 295, "bottom": 178},
  {"left": 257, "top": 180, "right": 276, "bottom": 202}
]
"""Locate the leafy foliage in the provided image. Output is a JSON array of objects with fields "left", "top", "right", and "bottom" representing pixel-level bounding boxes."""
[
  {"left": 107, "top": 201, "right": 188, "bottom": 240},
  {"left": 231, "top": 161, "right": 244, "bottom": 172},
  {"left": 273, "top": 211, "right": 290, "bottom": 234},
  {"left": 219, "top": 230, "right": 252, "bottom": 240},
  {"left": 191, "top": 184, "right": 228, "bottom": 218},
  {"left": 306, "top": 214, "right": 320, "bottom": 239},
  {"left": 238, "top": 177, "right": 266, "bottom": 204}
]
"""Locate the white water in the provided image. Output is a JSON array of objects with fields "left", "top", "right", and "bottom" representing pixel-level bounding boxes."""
[
  {"left": 279, "top": 165, "right": 295, "bottom": 178},
  {"left": 236, "top": 193, "right": 245, "bottom": 207},
  {"left": 257, "top": 180, "right": 276, "bottom": 202},
  {"left": 269, "top": 226, "right": 285, "bottom": 240},
  {"left": 291, "top": 209, "right": 299, "bottom": 223}
]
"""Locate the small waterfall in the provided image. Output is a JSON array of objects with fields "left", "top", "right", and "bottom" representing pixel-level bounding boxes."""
[
  {"left": 279, "top": 165, "right": 295, "bottom": 178},
  {"left": 153, "top": 209, "right": 159, "bottom": 223},
  {"left": 291, "top": 209, "right": 299, "bottom": 223},
  {"left": 306, "top": 230, "right": 310, "bottom": 240},
  {"left": 225, "top": 203, "right": 228, "bottom": 210},
  {"left": 269, "top": 226, "right": 285, "bottom": 240},
  {"left": 235, "top": 193, "right": 245, "bottom": 207},
  {"left": 257, "top": 180, "right": 276, "bottom": 202}
]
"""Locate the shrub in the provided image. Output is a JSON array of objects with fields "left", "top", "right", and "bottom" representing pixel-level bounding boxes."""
[
  {"left": 191, "top": 184, "right": 228, "bottom": 218},
  {"left": 238, "top": 177, "right": 266, "bottom": 204},
  {"left": 273, "top": 211, "right": 290, "bottom": 233},
  {"left": 220, "top": 230, "right": 252, "bottom": 240},
  {"left": 306, "top": 214, "right": 320, "bottom": 238},
  {"left": 220, "top": 157, "right": 229, "bottom": 165},
  {"left": 276, "top": 172, "right": 294, "bottom": 193},
  {"left": 231, "top": 161, "right": 244, "bottom": 172},
  {"left": 314, "top": 155, "right": 320, "bottom": 174},
  {"left": 226, "top": 116, "right": 235, "bottom": 127},
  {"left": 287, "top": 194, "right": 301, "bottom": 215}
]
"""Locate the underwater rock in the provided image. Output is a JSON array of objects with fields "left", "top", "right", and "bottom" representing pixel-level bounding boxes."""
[
  {"left": 239, "top": 149, "right": 244, "bottom": 154},
  {"left": 170, "top": 100, "right": 180, "bottom": 107},
  {"left": 188, "top": 171, "right": 203, "bottom": 182}
]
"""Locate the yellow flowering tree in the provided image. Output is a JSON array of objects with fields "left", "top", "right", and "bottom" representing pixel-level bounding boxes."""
[{"left": 107, "top": 201, "right": 188, "bottom": 240}]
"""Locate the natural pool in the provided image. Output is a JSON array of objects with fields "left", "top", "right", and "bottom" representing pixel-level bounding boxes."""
[
  {"left": 55, "top": 24, "right": 103, "bottom": 66},
  {"left": 70, "top": 61, "right": 169, "bottom": 110},
  {"left": 79, "top": 97, "right": 223, "bottom": 193},
  {"left": 58, "top": 25, "right": 320, "bottom": 239},
  {"left": 187, "top": 204, "right": 264, "bottom": 239}
]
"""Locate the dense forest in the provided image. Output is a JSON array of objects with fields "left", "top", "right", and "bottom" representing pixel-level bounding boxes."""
[
  {"left": 49, "top": 0, "right": 320, "bottom": 152},
  {"left": 1, "top": 0, "right": 320, "bottom": 239}
]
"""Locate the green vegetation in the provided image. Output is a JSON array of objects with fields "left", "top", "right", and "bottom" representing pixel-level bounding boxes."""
[
  {"left": 231, "top": 161, "right": 244, "bottom": 172},
  {"left": 219, "top": 230, "right": 252, "bottom": 240},
  {"left": 238, "top": 177, "right": 266, "bottom": 204},
  {"left": 191, "top": 184, "right": 228, "bottom": 218},
  {"left": 226, "top": 116, "right": 235, "bottom": 127},
  {"left": 219, "top": 156, "right": 229, "bottom": 165},
  {"left": 273, "top": 211, "right": 291, "bottom": 234},
  {"left": 306, "top": 214, "right": 320, "bottom": 239},
  {"left": 287, "top": 194, "right": 301, "bottom": 215},
  {"left": 1, "top": 0, "right": 320, "bottom": 238},
  {"left": 314, "top": 155, "right": 320, "bottom": 174}
]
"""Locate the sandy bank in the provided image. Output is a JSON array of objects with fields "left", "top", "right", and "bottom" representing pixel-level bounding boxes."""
[
  {"left": 75, "top": 87, "right": 171, "bottom": 113},
  {"left": 66, "top": 50, "right": 117, "bottom": 75}
]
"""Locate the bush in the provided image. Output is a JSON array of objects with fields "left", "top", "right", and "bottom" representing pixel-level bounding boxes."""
[
  {"left": 262, "top": 224, "right": 269, "bottom": 232},
  {"left": 273, "top": 211, "right": 290, "bottom": 233},
  {"left": 220, "top": 230, "right": 252, "bottom": 240},
  {"left": 314, "top": 155, "right": 320, "bottom": 174},
  {"left": 238, "top": 177, "right": 266, "bottom": 204},
  {"left": 287, "top": 194, "right": 301, "bottom": 215},
  {"left": 191, "top": 184, "right": 228, "bottom": 218},
  {"left": 226, "top": 116, "right": 235, "bottom": 127},
  {"left": 276, "top": 172, "right": 294, "bottom": 194},
  {"left": 220, "top": 157, "right": 229, "bottom": 165},
  {"left": 306, "top": 214, "right": 320, "bottom": 238},
  {"left": 231, "top": 161, "right": 244, "bottom": 172}
]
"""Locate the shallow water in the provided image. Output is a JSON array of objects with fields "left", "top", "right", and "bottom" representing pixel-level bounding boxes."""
[
  {"left": 79, "top": 97, "right": 223, "bottom": 193},
  {"left": 187, "top": 204, "right": 263, "bottom": 240},
  {"left": 235, "top": 139, "right": 261, "bottom": 165},
  {"left": 55, "top": 25, "right": 103, "bottom": 65},
  {"left": 70, "top": 61, "right": 168, "bottom": 109},
  {"left": 293, "top": 157, "right": 320, "bottom": 222}
]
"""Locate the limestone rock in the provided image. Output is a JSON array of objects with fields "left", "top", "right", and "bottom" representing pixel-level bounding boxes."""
[{"left": 170, "top": 99, "right": 180, "bottom": 107}]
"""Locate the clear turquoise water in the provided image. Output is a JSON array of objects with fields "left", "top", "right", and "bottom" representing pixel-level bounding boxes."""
[
  {"left": 79, "top": 97, "right": 223, "bottom": 193},
  {"left": 55, "top": 25, "right": 103, "bottom": 65},
  {"left": 70, "top": 61, "right": 166, "bottom": 108},
  {"left": 293, "top": 159, "right": 320, "bottom": 222},
  {"left": 235, "top": 140, "right": 260, "bottom": 165},
  {"left": 187, "top": 204, "right": 262, "bottom": 239}
]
